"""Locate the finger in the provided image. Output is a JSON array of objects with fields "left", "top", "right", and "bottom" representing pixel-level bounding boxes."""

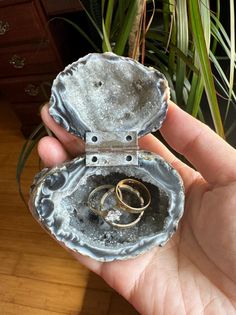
[
  {"left": 38, "top": 136, "right": 69, "bottom": 167},
  {"left": 139, "top": 134, "right": 179, "bottom": 163},
  {"left": 41, "top": 104, "right": 85, "bottom": 157},
  {"left": 139, "top": 134, "right": 199, "bottom": 193},
  {"left": 161, "top": 101, "right": 236, "bottom": 185}
]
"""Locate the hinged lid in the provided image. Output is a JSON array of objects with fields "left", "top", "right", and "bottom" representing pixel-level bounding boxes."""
[{"left": 49, "top": 52, "right": 170, "bottom": 141}]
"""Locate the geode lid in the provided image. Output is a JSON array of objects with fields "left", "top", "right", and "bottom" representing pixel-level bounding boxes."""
[{"left": 49, "top": 52, "right": 169, "bottom": 139}]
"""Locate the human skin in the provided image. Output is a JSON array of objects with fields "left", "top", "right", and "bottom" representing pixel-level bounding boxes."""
[{"left": 38, "top": 101, "right": 236, "bottom": 315}]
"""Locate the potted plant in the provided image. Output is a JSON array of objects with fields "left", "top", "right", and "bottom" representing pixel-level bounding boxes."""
[{"left": 17, "top": 0, "right": 235, "bottom": 202}]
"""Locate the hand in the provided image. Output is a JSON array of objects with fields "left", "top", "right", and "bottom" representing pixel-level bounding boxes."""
[{"left": 39, "top": 101, "right": 236, "bottom": 315}]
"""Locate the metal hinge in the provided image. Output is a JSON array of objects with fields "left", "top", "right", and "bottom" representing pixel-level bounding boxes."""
[{"left": 85, "top": 131, "right": 139, "bottom": 166}]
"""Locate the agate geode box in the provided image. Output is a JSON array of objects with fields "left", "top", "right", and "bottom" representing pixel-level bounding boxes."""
[{"left": 30, "top": 52, "right": 184, "bottom": 261}]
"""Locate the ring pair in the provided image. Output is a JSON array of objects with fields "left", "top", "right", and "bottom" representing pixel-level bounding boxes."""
[{"left": 87, "top": 179, "right": 151, "bottom": 228}]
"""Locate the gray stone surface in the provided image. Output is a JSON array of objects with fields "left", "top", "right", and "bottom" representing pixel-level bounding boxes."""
[
  {"left": 49, "top": 52, "right": 169, "bottom": 138},
  {"left": 30, "top": 152, "right": 184, "bottom": 262}
]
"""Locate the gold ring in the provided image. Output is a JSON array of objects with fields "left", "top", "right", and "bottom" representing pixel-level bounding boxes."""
[
  {"left": 100, "top": 187, "right": 144, "bottom": 228},
  {"left": 116, "top": 184, "right": 144, "bottom": 207},
  {"left": 87, "top": 185, "right": 113, "bottom": 217},
  {"left": 116, "top": 179, "right": 151, "bottom": 213}
]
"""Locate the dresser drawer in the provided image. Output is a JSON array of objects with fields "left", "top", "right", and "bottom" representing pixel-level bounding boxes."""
[
  {"left": 41, "top": 0, "right": 83, "bottom": 15},
  {"left": 0, "top": 2, "right": 46, "bottom": 45},
  {"left": 0, "top": 42, "right": 60, "bottom": 77},
  {"left": 12, "top": 101, "right": 42, "bottom": 125},
  {"left": 13, "top": 101, "right": 44, "bottom": 137},
  {"left": 0, "top": 75, "right": 55, "bottom": 103}
]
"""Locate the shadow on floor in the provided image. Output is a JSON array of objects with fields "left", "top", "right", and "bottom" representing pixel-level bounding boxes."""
[{"left": 79, "top": 272, "right": 140, "bottom": 315}]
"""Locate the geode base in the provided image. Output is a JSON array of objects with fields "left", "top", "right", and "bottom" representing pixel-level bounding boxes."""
[{"left": 30, "top": 151, "right": 184, "bottom": 262}]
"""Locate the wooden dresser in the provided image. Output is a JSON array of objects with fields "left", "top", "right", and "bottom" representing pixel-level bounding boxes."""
[{"left": 0, "top": 0, "right": 83, "bottom": 136}]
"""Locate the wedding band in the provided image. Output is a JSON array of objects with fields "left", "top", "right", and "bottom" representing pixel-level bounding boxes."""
[
  {"left": 87, "top": 185, "right": 113, "bottom": 217},
  {"left": 100, "top": 187, "right": 144, "bottom": 228},
  {"left": 116, "top": 179, "right": 151, "bottom": 213},
  {"left": 100, "top": 185, "right": 144, "bottom": 212},
  {"left": 116, "top": 184, "right": 144, "bottom": 203}
]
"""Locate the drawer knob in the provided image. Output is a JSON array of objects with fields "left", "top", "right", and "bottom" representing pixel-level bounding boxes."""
[
  {"left": 9, "top": 55, "right": 26, "bottom": 69},
  {"left": 0, "top": 20, "right": 9, "bottom": 35},
  {"left": 25, "top": 84, "right": 39, "bottom": 96}
]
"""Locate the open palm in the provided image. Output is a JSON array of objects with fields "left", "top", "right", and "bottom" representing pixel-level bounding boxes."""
[{"left": 38, "top": 101, "right": 236, "bottom": 315}]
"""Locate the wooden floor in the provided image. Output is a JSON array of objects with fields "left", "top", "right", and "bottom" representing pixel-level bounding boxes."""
[{"left": 0, "top": 101, "right": 139, "bottom": 315}]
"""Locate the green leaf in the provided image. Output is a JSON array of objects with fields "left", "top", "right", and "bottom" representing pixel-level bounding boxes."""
[
  {"left": 146, "top": 41, "right": 169, "bottom": 63},
  {"left": 80, "top": 2, "right": 103, "bottom": 39},
  {"left": 110, "top": 0, "right": 130, "bottom": 40},
  {"left": 211, "top": 0, "right": 220, "bottom": 53},
  {"left": 146, "top": 31, "right": 166, "bottom": 42},
  {"left": 101, "top": 0, "right": 113, "bottom": 52},
  {"left": 188, "top": 0, "right": 225, "bottom": 137},
  {"left": 225, "top": 0, "right": 235, "bottom": 121},
  {"left": 226, "top": 120, "right": 236, "bottom": 138},
  {"left": 214, "top": 75, "right": 236, "bottom": 108},
  {"left": 176, "top": 0, "right": 188, "bottom": 105},
  {"left": 197, "top": 107, "right": 206, "bottom": 123},
  {"left": 146, "top": 32, "right": 199, "bottom": 75},
  {"left": 104, "top": 0, "right": 114, "bottom": 39},
  {"left": 200, "top": 0, "right": 211, "bottom": 52},
  {"left": 171, "top": 46, "right": 199, "bottom": 74},
  {"left": 192, "top": 80, "right": 204, "bottom": 117},
  {"left": 102, "top": 20, "right": 112, "bottom": 52},
  {"left": 167, "top": 0, "right": 176, "bottom": 77},
  {"left": 114, "top": 0, "right": 138, "bottom": 56},
  {"left": 186, "top": 73, "right": 203, "bottom": 115},
  {"left": 187, "top": 0, "right": 210, "bottom": 118},
  {"left": 163, "top": 0, "right": 170, "bottom": 45},
  {"left": 211, "top": 16, "right": 236, "bottom": 64},
  {"left": 210, "top": 51, "right": 236, "bottom": 103}
]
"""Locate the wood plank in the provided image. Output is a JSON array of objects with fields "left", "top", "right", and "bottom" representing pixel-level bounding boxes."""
[
  {"left": 0, "top": 251, "right": 19, "bottom": 275},
  {"left": 0, "top": 171, "right": 39, "bottom": 184},
  {"left": 0, "top": 137, "right": 24, "bottom": 152},
  {"left": 108, "top": 293, "right": 140, "bottom": 315},
  {"left": 0, "top": 165, "right": 39, "bottom": 180},
  {"left": 15, "top": 253, "right": 111, "bottom": 291},
  {"left": 41, "top": 0, "right": 82, "bottom": 15},
  {"left": 0, "top": 153, "right": 23, "bottom": 166},
  {"left": 0, "top": 186, "right": 32, "bottom": 199},
  {"left": 0, "top": 302, "right": 65, "bottom": 315},
  {"left": 0, "top": 101, "right": 20, "bottom": 128},
  {"left": 0, "top": 213, "right": 44, "bottom": 234},
  {"left": 0, "top": 196, "right": 30, "bottom": 208},
  {"left": 0, "top": 275, "right": 111, "bottom": 314},
  {"left": 0, "top": 229, "right": 72, "bottom": 259},
  {"left": 0, "top": 183, "right": 19, "bottom": 195}
]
